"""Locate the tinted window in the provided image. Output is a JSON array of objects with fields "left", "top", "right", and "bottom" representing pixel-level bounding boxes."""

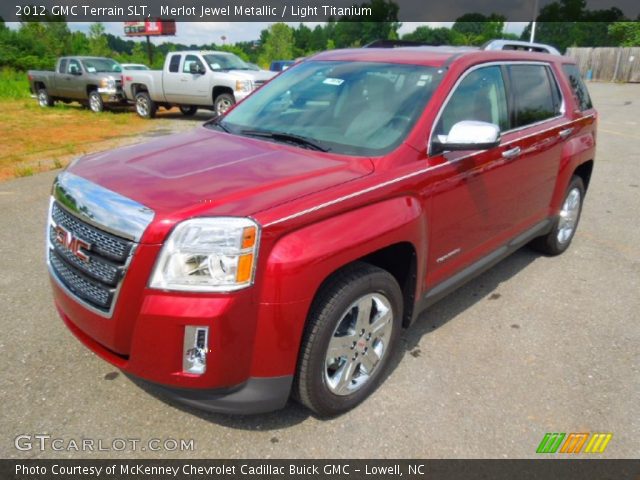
[
  {"left": 435, "top": 65, "right": 509, "bottom": 137},
  {"left": 508, "top": 65, "right": 561, "bottom": 127},
  {"left": 562, "top": 64, "right": 593, "bottom": 111},
  {"left": 183, "top": 55, "right": 204, "bottom": 73},
  {"left": 58, "top": 59, "right": 68, "bottom": 74},
  {"left": 168, "top": 54, "right": 181, "bottom": 73}
]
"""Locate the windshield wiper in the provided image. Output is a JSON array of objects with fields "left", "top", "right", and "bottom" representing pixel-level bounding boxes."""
[
  {"left": 239, "top": 129, "right": 330, "bottom": 152},
  {"left": 205, "top": 116, "right": 231, "bottom": 133}
]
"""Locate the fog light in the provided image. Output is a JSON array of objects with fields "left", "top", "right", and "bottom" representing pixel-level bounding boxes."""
[{"left": 183, "top": 326, "right": 209, "bottom": 374}]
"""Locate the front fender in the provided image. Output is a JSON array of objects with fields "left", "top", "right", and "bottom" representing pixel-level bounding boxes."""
[{"left": 249, "top": 196, "right": 425, "bottom": 377}]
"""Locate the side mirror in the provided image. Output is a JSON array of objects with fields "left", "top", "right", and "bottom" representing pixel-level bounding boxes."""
[
  {"left": 69, "top": 67, "right": 81, "bottom": 75},
  {"left": 189, "top": 63, "right": 204, "bottom": 74},
  {"left": 431, "top": 120, "right": 501, "bottom": 155}
]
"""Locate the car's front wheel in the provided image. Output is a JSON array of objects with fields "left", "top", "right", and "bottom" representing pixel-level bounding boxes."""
[
  {"left": 88, "top": 90, "right": 104, "bottom": 113},
  {"left": 294, "top": 262, "right": 402, "bottom": 417},
  {"left": 214, "top": 93, "right": 235, "bottom": 116},
  {"left": 179, "top": 105, "right": 198, "bottom": 116},
  {"left": 530, "top": 175, "right": 585, "bottom": 255}
]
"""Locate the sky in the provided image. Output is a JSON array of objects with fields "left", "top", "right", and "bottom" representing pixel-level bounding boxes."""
[{"left": 7, "top": 21, "right": 528, "bottom": 45}]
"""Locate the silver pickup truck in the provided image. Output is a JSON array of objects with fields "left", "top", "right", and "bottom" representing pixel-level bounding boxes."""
[
  {"left": 28, "top": 57, "right": 125, "bottom": 112},
  {"left": 122, "top": 50, "right": 276, "bottom": 118}
]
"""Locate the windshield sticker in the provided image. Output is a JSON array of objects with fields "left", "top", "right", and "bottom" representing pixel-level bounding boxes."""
[
  {"left": 86, "top": 66, "right": 96, "bottom": 73},
  {"left": 323, "top": 78, "right": 344, "bottom": 86}
]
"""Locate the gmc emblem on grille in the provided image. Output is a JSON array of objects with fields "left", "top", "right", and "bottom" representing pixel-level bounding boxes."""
[{"left": 55, "top": 225, "right": 91, "bottom": 263}]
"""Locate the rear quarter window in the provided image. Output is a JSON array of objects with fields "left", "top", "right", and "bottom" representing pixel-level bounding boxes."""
[
  {"left": 562, "top": 64, "right": 593, "bottom": 111},
  {"left": 508, "top": 64, "right": 562, "bottom": 128},
  {"left": 168, "top": 54, "right": 181, "bottom": 73}
]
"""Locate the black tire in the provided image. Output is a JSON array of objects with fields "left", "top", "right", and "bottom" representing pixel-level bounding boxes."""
[
  {"left": 214, "top": 93, "right": 235, "bottom": 116},
  {"left": 179, "top": 105, "right": 198, "bottom": 116},
  {"left": 530, "top": 176, "right": 585, "bottom": 256},
  {"left": 135, "top": 91, "right": 157, "bottom": 119},
  {"left": 37, "top": 88, "right": 54, "bottom": 107},
  {"left": 294, "top": 262, "right": 403, "bottom": 417},
  {"left": 88, "top": 90, "right": 104, "bottom": 113}
]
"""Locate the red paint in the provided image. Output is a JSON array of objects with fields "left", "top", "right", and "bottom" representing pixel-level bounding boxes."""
[{"left": 52, "top": 49, "right": 597, "bottom": 391}]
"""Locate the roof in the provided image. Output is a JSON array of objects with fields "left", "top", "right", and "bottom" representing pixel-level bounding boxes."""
[{"left": 311, "top": 47, "right": 567, "bottom": 68}]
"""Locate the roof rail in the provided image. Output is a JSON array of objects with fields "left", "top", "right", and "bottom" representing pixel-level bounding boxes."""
[
  {"left": 482, "top": 39, "right": 561, "bottom": 56},
  {"left": 363, "top": 40, "right": 431, "bottom": 48}
]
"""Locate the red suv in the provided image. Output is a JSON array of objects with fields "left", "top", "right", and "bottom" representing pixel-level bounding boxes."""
[{"left": 47, "top": 45, "right": 596, "bottom": 416}]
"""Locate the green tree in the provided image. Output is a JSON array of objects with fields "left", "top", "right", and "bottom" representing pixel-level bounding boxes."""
[
  {"left": 88, "top": 23, "right": 111, "bottom": 56},
  {"left": 609, "top": 22, "right": 640, "bottom": 46},
  {"left": 258, "top": 23, "right": 294, "bottom": 66},
  {"left": 452, "top": 13, "right": 506, "bottom": 45}
]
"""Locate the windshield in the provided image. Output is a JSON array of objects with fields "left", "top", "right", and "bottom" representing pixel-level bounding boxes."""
[
  {"left": 82, "top": 58, "right": 122, "bottom": 73},
  {"left": 203, "top": 53, "right": 251, "bottom": 71},
  {"left": 217, "top": 61, "right": 443, "bottom": 156}
]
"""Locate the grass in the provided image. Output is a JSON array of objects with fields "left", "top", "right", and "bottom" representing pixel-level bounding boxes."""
[
  {"left": 0, "top": 69, "right": 31, "bottom": 100},
  {"left": 0, "top": 98, "right": 158, "bottom": 181}
]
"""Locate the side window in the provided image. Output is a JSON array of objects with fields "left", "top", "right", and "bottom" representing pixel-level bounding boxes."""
[
  {"left": 67, "top": 59, "right": 81, "bottom": 75},
  {"left": 435, "top": 66, "right": 509, "bottom": 138},
  {"left": 58, "top": 59, "right": 68, "bottom": 74},
  {"left": 562, "top": 64, "right": 593, "bottom": 111},
  {"left": 183, "top": 55, "right": 204, "bottom": 73},
  {"left": 508, "top": 65, "right": 561, "bottom": 127},
  {"left": 168, "top": 54, "right": 181, "bottom": 73}
]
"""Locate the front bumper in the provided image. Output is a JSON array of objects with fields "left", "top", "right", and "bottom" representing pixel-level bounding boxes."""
[{"left": 97, "top": 88, "right": 126, "bottom": 104}]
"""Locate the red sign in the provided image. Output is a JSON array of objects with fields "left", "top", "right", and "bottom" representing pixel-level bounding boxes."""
[{"left": 124, "top": 20, "right": 176, "bottom": 37}]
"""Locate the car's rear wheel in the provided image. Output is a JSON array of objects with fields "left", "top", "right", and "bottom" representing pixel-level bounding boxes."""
[
  {"left": 214, "top": 93, "right": 235, "bottom": 116},
  {"left": 37, "top": 88, "right": 54, "bottom": 107},
  {"left": 530, "top": 176, "right": 585, "bottom": 255},
  {"left": 88, "top": 90, "right": 104, "bottom": 113},
  {"left": 294, "top": 262, "right": 402, "bottom": 417},
  {"left": 135, "top": 91, "right": 156, "bottom": 119},
  {"left": 179, "top": 105, "right": 198, "bottom": 116}
]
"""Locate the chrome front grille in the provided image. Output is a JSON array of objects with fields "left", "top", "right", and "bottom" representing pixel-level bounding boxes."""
[{"left": 48, "top": 201, "right": 134, "bottom": 314}]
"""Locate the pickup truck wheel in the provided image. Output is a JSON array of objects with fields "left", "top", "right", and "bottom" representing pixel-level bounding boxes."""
[
  {"left": 135, "top": 92, "right": 156, "bottom": 119},
  {"left": 530, "top": 176, "right": 585, "bottom": 256},
  {"left": 294, "top": 262, "right": 402, "bottom": 417},
  {"left": 214, "top": 93, "right": 235, "bottom": 116},
  {"left": 37, "top": 89, "right": 54, "bottom": 107},
  {"left": 88, "top": 91, "right": 104, "bottom": 113},
  {"left": 179, "top": 105, "right": 198, "bottom": 116}
]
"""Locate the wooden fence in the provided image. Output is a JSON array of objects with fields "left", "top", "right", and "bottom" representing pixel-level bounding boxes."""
[{"left": 566, "top": 47, "right": 640, "bottom": 82}]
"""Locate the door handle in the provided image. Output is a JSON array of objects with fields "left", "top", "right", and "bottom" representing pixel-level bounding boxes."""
[
  {"left": 558, "top": 128, "right": 574, "bottom": 139},
  {"left": 502, "top": 147, "right": 521, "bottom": 159},
  {"left": 180, "top": 79, "right": 188, "bottom": 82}
]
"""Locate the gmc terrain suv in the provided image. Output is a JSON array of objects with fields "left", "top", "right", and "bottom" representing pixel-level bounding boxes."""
[{"left": 47, "top": 45, "right": 596, "bottom": 416}]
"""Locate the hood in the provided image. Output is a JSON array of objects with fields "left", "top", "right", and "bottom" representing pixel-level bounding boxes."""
[
  {"left": 230, "top": 69, "right": 276, "bottom": 82},
  {"left": 67, "top": 127, "right": 373, "bottom": 231}
]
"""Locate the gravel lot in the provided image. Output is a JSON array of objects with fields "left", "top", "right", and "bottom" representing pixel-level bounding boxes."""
[{"left": 0, "top": 83, "right": 638, "bottom": 459}]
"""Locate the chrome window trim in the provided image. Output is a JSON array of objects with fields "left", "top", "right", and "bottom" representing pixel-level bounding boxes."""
[
  {"left": 428, "top": 61, "right": 567, "bottom": 155},
  {"left": 46, "top": 198, "right": 137, "bottom": 319},
  {"left": 53, "top": 172, "right": 154, "bottom": 242}
]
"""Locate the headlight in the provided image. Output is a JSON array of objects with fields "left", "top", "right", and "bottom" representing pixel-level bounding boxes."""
[
  {"left": 235, "top": 79, "right": 253, "bottom": 93},
  {"left": 100, "top": 78, "right": 116, "bottom": 89},
  {"left": 149, "top": 217, "right": 259, "bottom": 292}
]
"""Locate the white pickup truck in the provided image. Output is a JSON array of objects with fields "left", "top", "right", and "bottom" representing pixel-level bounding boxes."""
[{"left": 122, "top": 50, "right": 275, "bottom": 118}]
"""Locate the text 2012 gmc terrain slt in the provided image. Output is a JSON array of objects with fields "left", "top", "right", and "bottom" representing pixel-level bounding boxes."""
[{"left": 47, "top": 45, "right": 596, "bottom": 416}]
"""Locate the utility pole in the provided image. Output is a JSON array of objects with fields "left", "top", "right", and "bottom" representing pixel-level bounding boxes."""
[
  {"left": 530, "top": 0, "right": 539, "bottom": 43},
  {"left": 146, "top": 35, "right": 153, "bottom": 65}
]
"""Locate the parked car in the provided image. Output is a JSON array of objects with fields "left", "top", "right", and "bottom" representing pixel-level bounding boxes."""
[
  {"left": 270, "top": 60, "right": 295, "bottom": 72},
  {"left": 28, "top": 57, "right": 125, "bottom": 112},
  {"left": 121, "top": 50, "right": 275, "bottom": 118},
  {"left": 121, "top": 63, "right": 150, "bottom": 71},
  {"left": 47, "top": 45, "right": 596, "bottom": 416}
]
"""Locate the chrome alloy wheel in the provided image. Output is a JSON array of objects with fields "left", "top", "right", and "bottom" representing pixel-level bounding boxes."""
[
  {"left": 89, "top": 94, "right": 102, "bottom": 112},
  {"left": 324, "top": 293, "right": 394, "bottom": 396},
  {"left": 557, "top": 187, "right": 581, "bottom": 244},
  {"left": 216, "top": 97, "right": 233, "bottom": 115},
  {"left": 136, "top": 96, "right": 149, "bottom": 117},
  {"left": 38, "top": 90, "right": 48, "bottom": 107}
]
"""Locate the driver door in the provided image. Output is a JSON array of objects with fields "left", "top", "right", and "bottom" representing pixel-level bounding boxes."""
[{"left": 425, "top": 65, "right": 517, "bottom": 287}]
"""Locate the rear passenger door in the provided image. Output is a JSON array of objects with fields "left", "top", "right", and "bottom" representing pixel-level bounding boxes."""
[
  {"left": 499, "top": 63, "right": 567, "bottom": 224},
  {"left": 163, "top": 53, "right": 186, "bottom": 103}
]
